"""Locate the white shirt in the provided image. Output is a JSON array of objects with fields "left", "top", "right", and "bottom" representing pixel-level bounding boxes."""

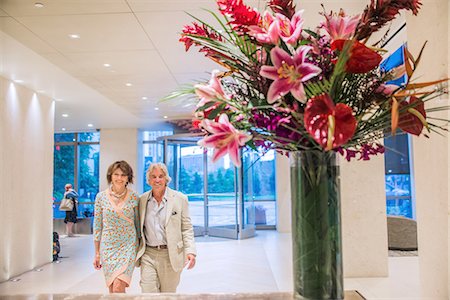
[{"left": 144, "top": 190, "right": 168, "bottom": 246}]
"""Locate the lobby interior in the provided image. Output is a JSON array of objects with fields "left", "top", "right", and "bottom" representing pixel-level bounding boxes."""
[{"left": 0, "top": 0, "right": 449, "bottom": 299}]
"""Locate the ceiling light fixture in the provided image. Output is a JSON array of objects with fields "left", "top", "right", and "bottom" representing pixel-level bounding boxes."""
[
  {"left": 68, "top": 34, "right": 80, "bottom": 39},
  {"left": 141, "top": 96, "right": 148, "bottom": 100},
  {"left": 87, "top": 124, "right": 93, "bottom": 127},
  {"left": 14, "top": 79, "right": 24, "bottom": 83},
  {"left": 34, "top": 3, "right": 44, "bottom": 8},
  {"left": 163, "top": 116, "right": 168, "bottom": 119},
  {"left": 103, "top": 63, "right": 111, "bottom": 67},
  {"left": 62, "top": 114, "right": 69, "bottom": 118},
  {"left": 125, "top": 83, "right": 132, "bottom": 87},
  {"left": 154, "top": 107, "right": 159, "bottom": 110},
  {"left": 62, "top": 128, "right": 66, "bottom": 131}
]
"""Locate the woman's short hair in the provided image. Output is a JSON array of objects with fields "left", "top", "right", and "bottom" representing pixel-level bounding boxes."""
[
  {"left": 146, "top": 162, "right": 171, "bottom": 186},
  {"left": 106, "top": 160, "right": 134, "bottom": 185}
]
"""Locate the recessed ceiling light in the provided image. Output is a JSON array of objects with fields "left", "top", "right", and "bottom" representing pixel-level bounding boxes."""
[
  {"left": 163, "top": 116, "right": 168, "bottom": 119},
  {"left": 154, "top": 107, "right": 159, "bottom": 110},
  {"left": 62, "top": 114, "right": 69, "bottom": 118},
  {"left": 61, "top": 128, "right": 66, "bottom": 131},
  {"left": 34, "top": 2, "right": 44, "bottom": 8},
  {"left": 68, "top": 34, "right": 80, "bottom": 39},
  {"left": 103, "top": 63, "right": 111, "bottom": 67},
  {"left": 87, "top": 124, "right": 93, "bottom": 127},
  {"left": 141, "top": 96, "right": 148, "bottom": 100},
  {"left": 125, "top": 83, "right": 132, "bottom": 87}
]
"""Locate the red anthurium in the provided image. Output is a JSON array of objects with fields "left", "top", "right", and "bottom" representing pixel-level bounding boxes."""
[
  {"left": 304, "top": 94, "right": 357, "bottom": 150},
  {"left": 397, "top": 96, "right": 428, "bottom": 136},
  {"left": 331, "top": 39, "right": 382, "bottom": 73}
]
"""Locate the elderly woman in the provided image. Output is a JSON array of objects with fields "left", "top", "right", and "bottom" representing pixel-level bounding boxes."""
[
  {"left": 92, "top": 160, "right": 140, "bottom": 293},
  {"left": 63, "top": 183, "right": 79, "bottom": 237}
]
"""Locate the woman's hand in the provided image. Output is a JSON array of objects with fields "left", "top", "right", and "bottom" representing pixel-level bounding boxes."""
[{"left": 93, "top": 254, "right": 102, "bottom": 270}]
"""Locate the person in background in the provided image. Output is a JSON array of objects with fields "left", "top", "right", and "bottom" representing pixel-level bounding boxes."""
[
  {"left": 53, "top": 232, "right": 60, "bottom": 262},
  {"left": 63, "top": 183, "right": 79, "bottom": 237},
  {"left": 136, "top": 162, "right": 196, "bottom": 293},
  {"left": 93, "top": 160, "right": 140, "bottom": 293}
]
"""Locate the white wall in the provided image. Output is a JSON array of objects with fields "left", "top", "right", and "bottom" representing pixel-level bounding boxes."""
[
  {"left": 0, "top": 76, "right": 54, "bottom": 282},
  {"left": 406, "top": 1, "right": 449, "bottom": 298},
  {"left": 99, "top": 128, "right": 140, "bottom": 193}
]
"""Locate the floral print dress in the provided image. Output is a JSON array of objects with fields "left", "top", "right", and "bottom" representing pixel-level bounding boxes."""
[{"left": 93, "top": 189, "right": 140, "bottom": 287}]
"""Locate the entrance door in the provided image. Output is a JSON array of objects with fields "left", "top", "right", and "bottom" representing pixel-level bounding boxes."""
[{"left": 159, "top": 134, "right": 255, "bottom": 239}]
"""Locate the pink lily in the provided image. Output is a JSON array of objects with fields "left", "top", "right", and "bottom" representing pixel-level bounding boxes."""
[
  {"left": 248, "top": 11, "right": 280, "bottom": 44},
  {"left": 260, "top": 46, "right": 322, "bottom": 103},
  {"left": 198, "top": 114, "right": 251, "bottom": 167},
  {"left": 321, "top": 9, "right": 360, "bottom": 41},
  {"left": 194, "top": 70, "right": 229, "bottom": 107},
  {"left": 275, "top": 9, "right": 304, "bottom": 45}
]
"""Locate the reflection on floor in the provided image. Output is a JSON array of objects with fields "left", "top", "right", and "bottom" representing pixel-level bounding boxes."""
[{"left": 0, "top": 231, "right": 428, "bottom": 299}]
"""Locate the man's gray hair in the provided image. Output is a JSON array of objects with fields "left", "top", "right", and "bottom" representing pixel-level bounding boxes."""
[{"left": 146, "top": 162, "right": 172, "bottom": 186}]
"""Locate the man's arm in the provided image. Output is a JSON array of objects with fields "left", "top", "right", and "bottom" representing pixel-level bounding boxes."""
[{"left": 180, "top": 193, "right": 197, "bottom": 269}]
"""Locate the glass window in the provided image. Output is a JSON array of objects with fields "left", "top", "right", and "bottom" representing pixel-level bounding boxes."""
[
  {"left": 142, "top": 130, "right": 173, "bottom": 191},
  {"left": 79, "top": 131, "right": 100, "bottom": 142},
  {"left": 54, "top": 133, "right": 75, "bottom": 143},
  {"left": 384, "top": 133, "right": 413, "bottom": 218},
  {"left": 53, "top": 132, "right": 100, "bottom": 219},
  {"left": 207, "top": 149, "right": 237, "bottom": 228},
  {"left": 78, "top": 144, "right": 100, "bottom": 217},
  {"left": 53, "top": 145, "right": 75, "bottom": 219},
  {"left": 243, "top": 149, "right": 276, "bottom": 227}
]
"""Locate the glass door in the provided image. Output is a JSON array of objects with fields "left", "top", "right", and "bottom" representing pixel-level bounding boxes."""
[
  {"left": 206, "top": 148, "right": 239, "bottom": 239},
  {"left": 158, "top": 134, "right": 255, "bottom": 239}
]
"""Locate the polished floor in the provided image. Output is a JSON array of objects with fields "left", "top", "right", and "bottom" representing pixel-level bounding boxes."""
[{"left": 0, "top": 231, "right": 434, "bottom": 299}]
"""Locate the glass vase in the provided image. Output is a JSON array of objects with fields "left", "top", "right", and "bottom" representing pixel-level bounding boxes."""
[{"left": 290, "top": 150, "right": 343, "bottom": 300}]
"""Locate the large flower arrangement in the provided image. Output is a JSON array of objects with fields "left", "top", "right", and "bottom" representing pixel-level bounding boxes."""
[{"left": 174, "top": 0, "right": 448, "bottom": 167}]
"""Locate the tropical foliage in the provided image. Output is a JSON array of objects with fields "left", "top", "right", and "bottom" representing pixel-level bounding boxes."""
[{"left": 172, "top": 0, "right": 448, "bottom": 166}]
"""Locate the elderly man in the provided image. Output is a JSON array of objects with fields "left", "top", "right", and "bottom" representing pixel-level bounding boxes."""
[{"left": 136, "top": 162, "right": 197, "bottom": 293}]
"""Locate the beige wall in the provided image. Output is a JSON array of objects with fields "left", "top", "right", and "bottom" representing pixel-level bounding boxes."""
[
  {"left": 0, "top": 76, "right": 54, "bottom": 282},
  {"left": 406, "top": 1, "right": 449, "bottom": 298},
  {"left": 99, "top": 128, "right": 140, "bottom": 193},
  {"left": 276, "top": 152, "right": 388, "bottom": 277}
]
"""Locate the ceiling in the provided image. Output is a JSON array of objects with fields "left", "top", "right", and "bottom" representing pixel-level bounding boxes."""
[{"left": 0, "top": 0, "right": 368, "bottom": 132}]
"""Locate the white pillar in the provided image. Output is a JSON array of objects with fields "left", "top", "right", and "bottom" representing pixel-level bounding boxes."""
[
  {"left": 276, "top": 153, "right": 291, "bottom": 233},
  {"left": 407, "top": 1, "right": 449, "bottom": 297},
  {"left": 340, "top": 155, "right": 388, "bottom": 277},
  {"left": 99, "top": 128, "right": 139, "bottom": 192},
  {"left": 0, "top": 76, "right": 54, "bottom": 281}
]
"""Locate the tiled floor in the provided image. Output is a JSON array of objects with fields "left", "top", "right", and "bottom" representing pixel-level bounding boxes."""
[{"left": 0, "top": 231, "right": 438, "bottom": 299}]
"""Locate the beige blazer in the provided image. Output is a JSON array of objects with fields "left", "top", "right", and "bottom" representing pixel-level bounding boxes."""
[{"left": 136, "top": 187, "right": 197, "bottom": 272}]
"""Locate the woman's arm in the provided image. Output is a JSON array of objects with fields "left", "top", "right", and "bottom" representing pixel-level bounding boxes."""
[{"left": 93, "top": 193, "right": 103, "bottom": 269}]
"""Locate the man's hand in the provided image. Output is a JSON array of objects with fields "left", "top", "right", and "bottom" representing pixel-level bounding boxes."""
[{"left": 184, "top": 253, "right": 196, "bottom": 270}]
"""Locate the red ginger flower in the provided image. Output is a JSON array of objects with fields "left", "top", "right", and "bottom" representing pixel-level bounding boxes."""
[
  {"left": 180, "top": 22, "right": 223, "bottom": 51},
  {"left": 332, "top": 39, "right": 382, "bottom": 73},
  {"left": 355, "top": 0, "right": 422, "bottom": 40},
  {"left": 217, "top": 0, "right": 260, "bottom": 31},
  {"left": 304, "top": 94, "right": 357, "bottom": 150}
]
